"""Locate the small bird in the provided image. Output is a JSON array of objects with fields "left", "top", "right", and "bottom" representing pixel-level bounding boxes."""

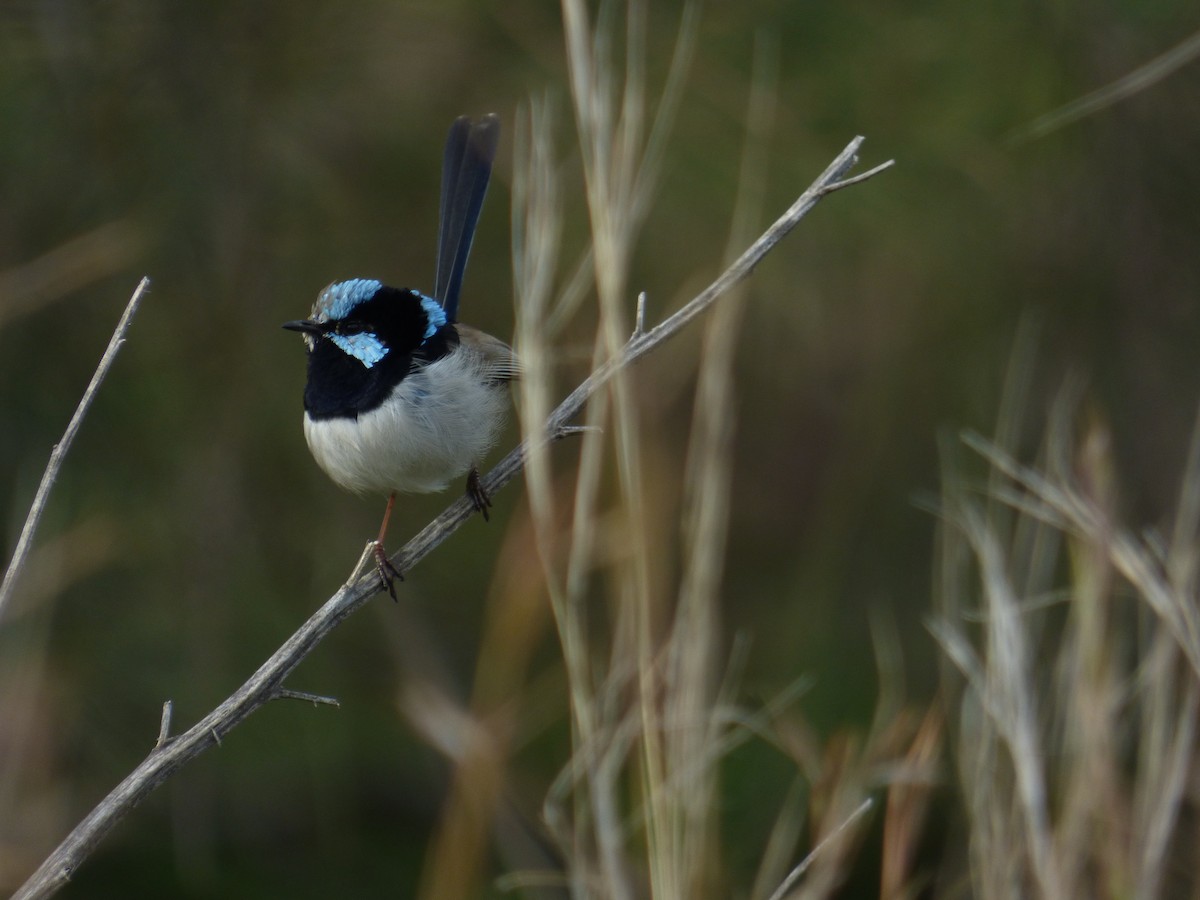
[{"left": 284, "top": 114, "right": 515, "bottom": 597}]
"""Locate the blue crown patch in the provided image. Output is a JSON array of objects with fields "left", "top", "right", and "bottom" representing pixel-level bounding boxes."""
[{"left": 316, "top": 279, "right": 382, "bottom": 321}]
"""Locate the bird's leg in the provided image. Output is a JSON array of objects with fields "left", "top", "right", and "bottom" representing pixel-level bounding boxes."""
[
  {"left": 373, "top": 491, "right": 403, "bottom": 599},
  {"left": 465, "top": 467, "right": 491, "bottom": 521}
]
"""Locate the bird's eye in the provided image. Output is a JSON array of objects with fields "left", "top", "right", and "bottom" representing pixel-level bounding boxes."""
[{"left": 335, "top": 319, "right": 370, "bottom": 336}]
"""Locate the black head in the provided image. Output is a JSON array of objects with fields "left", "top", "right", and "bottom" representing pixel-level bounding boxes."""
[{"left": 283, "top": 279, "right": 457, "bottom": 420}]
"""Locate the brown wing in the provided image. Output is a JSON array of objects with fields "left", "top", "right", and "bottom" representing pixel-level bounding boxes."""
[{"left": 456, "top": 324, "right": 520, "bottom": 384}]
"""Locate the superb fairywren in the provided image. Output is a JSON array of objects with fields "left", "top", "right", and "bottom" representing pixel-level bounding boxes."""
[{"left": 284, "top": 114, "right": 515, "bottom": 597}]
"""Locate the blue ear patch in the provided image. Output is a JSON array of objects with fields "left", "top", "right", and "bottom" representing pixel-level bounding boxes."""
[
  {"left": 316, "top": 279, "right": 383, "bottom": 321},
  {"left": 329, "top": 332, "right": 388, "bottom": 368},
  {"left": 418, "top": 293, "right": 447, "bottom": 342}
]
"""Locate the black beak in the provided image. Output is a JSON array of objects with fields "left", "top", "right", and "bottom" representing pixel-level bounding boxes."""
[{"left": 282, "top": 319, "right": 323, "bottom": 336}]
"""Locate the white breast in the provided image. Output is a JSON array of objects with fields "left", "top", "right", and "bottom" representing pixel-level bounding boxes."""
[{"left": 302, "top": 348, "right": 509, "bottom": 496}]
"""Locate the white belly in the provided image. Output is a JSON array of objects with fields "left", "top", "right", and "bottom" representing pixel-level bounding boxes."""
[{"left": 302, "top": 353, "right": 508, "bottom": 496}]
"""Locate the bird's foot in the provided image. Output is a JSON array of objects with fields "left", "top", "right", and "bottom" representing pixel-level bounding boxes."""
[
  {"left": 373, "top": 541, "right": 404, "bottom": 600},
  {"left": 466, "top": 467, "right": 492, "bottom": 522}
]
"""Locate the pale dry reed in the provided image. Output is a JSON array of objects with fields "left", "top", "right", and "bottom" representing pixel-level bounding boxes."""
[{"left": 933, "top": 336, "right": 1200, "bottom": 898}]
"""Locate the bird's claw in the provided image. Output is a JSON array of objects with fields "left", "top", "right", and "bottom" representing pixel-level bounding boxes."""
[
  {"left": 466, "top": 468, "right": 492, "bottom": 522},
  {"left": 373, "top": 541, "right": 404, "bottom": 600}
]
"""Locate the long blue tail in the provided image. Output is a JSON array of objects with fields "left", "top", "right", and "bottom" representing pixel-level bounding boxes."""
[{"left": 434, "top": 114, "right": 500, "bottom": 322}]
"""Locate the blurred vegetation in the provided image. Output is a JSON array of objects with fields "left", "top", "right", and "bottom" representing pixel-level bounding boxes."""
[{"left": 2, "top": 0, "right": 1199, "bottom": 897}]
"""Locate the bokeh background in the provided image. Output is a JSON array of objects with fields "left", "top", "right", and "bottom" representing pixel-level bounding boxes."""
[{"left": 2, "top": 1, "right": 1199, "bottom": 896}]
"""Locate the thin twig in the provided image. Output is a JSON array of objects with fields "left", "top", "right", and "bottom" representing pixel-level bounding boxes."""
[
  {"left": 154, "top": 701, "right": 173, "bottom": 750},
  {"left": 11, "top": 140, "right": 889, "bottom": 900},
  {"left": 1008, "top": 28, "right": 1200, "bottom": 144},
  {"left": 823, "top": 160, "right": 895, "bottom": 192},
  {"left": 765, "top": 797, "right": 875, "bottom": 900},
  {"left": 0, "top": 277, "right": 150, "bottom": 624},
  {"left": 273, "top": 688, "right": 341, "bottom": 707}
]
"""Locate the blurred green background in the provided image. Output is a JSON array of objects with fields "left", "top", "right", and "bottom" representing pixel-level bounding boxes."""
[{"left": 2, "top": 1, "right": 1199, "bottom": 896}]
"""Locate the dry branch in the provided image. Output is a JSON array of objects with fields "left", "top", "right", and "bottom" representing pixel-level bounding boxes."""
[
  {"left": 11, "top": 138, "right": 891, "bottom": 900},
  {"left": 0, "top": 276, "right": 150, "bottom": 623}
]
